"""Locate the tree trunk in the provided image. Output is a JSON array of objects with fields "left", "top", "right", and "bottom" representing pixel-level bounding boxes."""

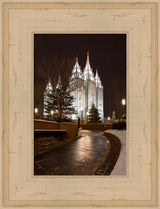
[{"left": 58, "top": 101, "right": 61, "bottom": 118}]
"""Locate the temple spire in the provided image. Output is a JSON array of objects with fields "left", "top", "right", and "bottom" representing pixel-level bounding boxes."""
[
  {"left": 74, "top": 57, "right": 80, "bottom": 68},
  {"left": 46, "top": 78, "right": 53, "bottom": 94},
  {"left": 71, "top": 57, "right": 82, "bottom": 79},
  {"left": 86, "top": 51, "right": 90, "bottom": 68},
  {"left": 83, "top": 51, "right": 95, "bottom": 81},
  {"left": 95, "top": 70, "right": 99, "bottom": 83},
  {"left": 58, "top": 75, "right": 61, "bottom": 83},
  {"left": 95, "top": 69, "right": 103, "bottom": 88},
  {"left": 56, "top": 75, "right": 62, "bottom": 89},
  {"left": 76, "top": 57, "right": 78, "bottom": 63},
  {"left": 95, "top": 70, "right": 98, "bottom": 78}
]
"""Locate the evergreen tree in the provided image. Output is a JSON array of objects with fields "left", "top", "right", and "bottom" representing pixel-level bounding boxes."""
[
  {"left": 34, "top": 56, "right": 75, "bottom": 116},
  {"left": 88, "top": 103, "right": 101, "bottom": 123},
  {"left": 44, "top": 79, "right": 76, "bottom": 121}
]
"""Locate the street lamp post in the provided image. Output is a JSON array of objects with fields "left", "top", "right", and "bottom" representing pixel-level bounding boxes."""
[
  {"left": 122, "top": 99, "right": 126, "bottom": 106},
  {"left": 81, "top": 108, "right": 83, "bottom": 125},
  {"left": 121, "top": 99, "right": 126, "bottom": 120},
  {"left": 50, "top": 110, "right": 54, "bottom": 120},
  {"left": 87, "top": 111, "right": 89, "bottom": 124},
  {"left": 34, "top": 108, "right": 39, "bottom": 119}
]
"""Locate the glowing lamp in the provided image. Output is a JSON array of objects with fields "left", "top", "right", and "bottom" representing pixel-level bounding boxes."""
[
  {"left": 34, "top": 108, "right": 38, "bottom": 114},
  {"left": 122, "top": 99, "right": 126, "bottom": 106}
]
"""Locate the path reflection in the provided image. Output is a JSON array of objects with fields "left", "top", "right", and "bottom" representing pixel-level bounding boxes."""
[{"left": 35, "top": 130, "right": 111, "bottom": 175}]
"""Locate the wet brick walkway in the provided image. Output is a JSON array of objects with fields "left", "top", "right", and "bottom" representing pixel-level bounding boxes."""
[{"left": 34, "top": 130, "right": 112, "bottom": 175}]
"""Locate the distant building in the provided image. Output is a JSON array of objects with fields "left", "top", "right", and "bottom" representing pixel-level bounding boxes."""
[
  {"left": 43, "top": 78, "right": 53, "bottom": 117},
  {"left": 43, "top": 52, "right": 104, "bottom": 121},
  {"left": 43, "top": 75, "right": 63, "bottom": 117},
  {"left": 68, "top": 52, "right": 103, "bottom": 121}
]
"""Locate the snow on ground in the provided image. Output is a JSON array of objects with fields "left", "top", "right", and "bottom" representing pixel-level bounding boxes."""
[{"left": 104, "top": 129, "right": 126, "bottom": 175}]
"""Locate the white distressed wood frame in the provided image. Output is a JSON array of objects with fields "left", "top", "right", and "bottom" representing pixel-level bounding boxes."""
[{"left": 0, "top": 0, "right": 159, "bottom": 208}]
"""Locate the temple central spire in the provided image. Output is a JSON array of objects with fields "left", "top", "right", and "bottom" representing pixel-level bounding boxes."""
[
  {"left": 86, "top": 51, "right": 90, "bottom": 68},
  {"left": 84, "top": 51, "right": 95, "bottom": 81}
]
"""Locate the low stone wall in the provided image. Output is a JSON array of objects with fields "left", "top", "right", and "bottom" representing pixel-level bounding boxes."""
[
  {"left": 34, "top": 120, "right": 78, "bottom": 140},
  {"left": 59, "top": 123, "right": 78, "bottom": 140},
  {"left": 34, "top": 119, "right": 59, "bottom": 129},
  {"left": 81, "top": 123, "right": 112, "bottom": 130}
]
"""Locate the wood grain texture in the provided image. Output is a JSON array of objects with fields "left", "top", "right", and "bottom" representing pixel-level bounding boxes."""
[{"left": 0, "top": 0, "right": 159, "bottom": 208}]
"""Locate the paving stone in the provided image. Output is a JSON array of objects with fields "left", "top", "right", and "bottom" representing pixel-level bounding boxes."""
[{"left": 34, "top": 130, "right": 120, "bottom": 175}]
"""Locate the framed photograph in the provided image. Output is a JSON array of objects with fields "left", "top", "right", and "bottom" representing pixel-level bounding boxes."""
[
  {"left": 34, "top": 34, "right": 126, "bottom": 176},
  {"left": 0, "top": 0, "right": 159, "bottom": 208}
]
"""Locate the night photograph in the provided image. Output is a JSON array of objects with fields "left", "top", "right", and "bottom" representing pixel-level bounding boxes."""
[{"left": 34, "top": 34, "right": 126, "bottom": 175}]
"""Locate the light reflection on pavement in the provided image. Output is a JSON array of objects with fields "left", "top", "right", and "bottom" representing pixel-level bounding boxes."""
[{"left": 34, "top": 130, "right": 111, "bottom": 175}]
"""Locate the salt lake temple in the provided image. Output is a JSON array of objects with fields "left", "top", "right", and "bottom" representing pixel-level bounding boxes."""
[{"left": 43, "top": 52, "right": 104, "bottom": 121}]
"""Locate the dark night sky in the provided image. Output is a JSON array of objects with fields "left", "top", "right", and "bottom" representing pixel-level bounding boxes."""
[{"left": 34, "top": 34, "right": 126, "bottom": 117}]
